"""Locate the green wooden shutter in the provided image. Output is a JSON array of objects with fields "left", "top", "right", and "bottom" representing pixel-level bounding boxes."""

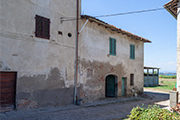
[
  {"left": 130, "top": 45, "right": 132, "bottom": 59},
  {"left": 133, "top": 45, "right": 135, "bottom": 59},
  {"left": 114, "top": 39, "right": 116, "bottom": 55},
  {"left": 109, "top": 37, "right": 116, "bottom": 56},
  {"left": 112, "top": 39, "right": 114, "bottom": 55},
  {"left": 130, "top": 44, "right": 135, "bottom": 59},
  {"left": 109, "top": 38, "right": 112, "bottom": 54}
]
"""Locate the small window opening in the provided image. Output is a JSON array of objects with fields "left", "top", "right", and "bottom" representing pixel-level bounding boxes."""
[
  {"left": 58, "top": 31, "right": 63, "bottom": 35},
  {"left": 130, "top": 74, "right": 134, "bottom": 86},
  {"left": 68, "top": 33, "right": 72, "bottom": 37}
]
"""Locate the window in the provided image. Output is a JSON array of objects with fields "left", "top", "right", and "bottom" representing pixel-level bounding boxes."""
[
  {"left": 109, "top": 37, "right": 116, "bottom": 56},
  {"left": 35, "top": 15, "right": 50, "bottom": 39},
  {"left": 130, "top": 44, "right": 135, "bottom": 59},
  {"left": 130, "top": 74, "right": 134, "bottom": 86}
]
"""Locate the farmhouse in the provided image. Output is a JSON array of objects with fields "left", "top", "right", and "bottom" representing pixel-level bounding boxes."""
[
  {"left": 78, "top": 15, "right": 151, "bottom": 102},
  {"left": 0, "top": 0, "right": 150, "bottom": 111}
]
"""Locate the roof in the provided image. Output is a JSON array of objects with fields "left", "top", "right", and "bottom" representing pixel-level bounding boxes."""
[
  {"left": 81, "top": 15, "right": 151, "bottom": 43},
  {"left": 164, "top": 0, "right": 179, "bottom": 19},
  {"left": 144, "top": 67, "right": 160, "bottom": 69}
]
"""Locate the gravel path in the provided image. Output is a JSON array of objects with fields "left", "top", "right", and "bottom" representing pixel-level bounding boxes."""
[{"left": 0, "top": 90, "right": 169, "bottom": 120}]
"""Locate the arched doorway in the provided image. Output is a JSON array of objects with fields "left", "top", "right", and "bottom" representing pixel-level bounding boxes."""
[{"left": 105, "top": 75, "right": 117, "bottom": 97}]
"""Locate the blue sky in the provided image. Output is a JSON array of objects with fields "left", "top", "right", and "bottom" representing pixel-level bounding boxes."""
[{"left": 82, "top": 0, "right": 177, "bottom": 73}]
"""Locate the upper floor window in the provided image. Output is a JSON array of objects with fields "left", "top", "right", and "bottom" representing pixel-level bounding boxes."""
[
  {"left": 109, "top": 37, "right": 116, "bottom": 56},
  {"left": 130, "top": 44, "right": 135, "bottom": 59},
  {"left": 35, "top": 15, "right": 50, "bottom": 39}
]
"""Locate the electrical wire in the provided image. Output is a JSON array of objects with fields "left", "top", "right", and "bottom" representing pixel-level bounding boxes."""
[
  {"left": 94, "top": 7, "right": 165, "bottom": 18},
  {"left": 61, "top": 5, "right": 180, "bottom": 21}
]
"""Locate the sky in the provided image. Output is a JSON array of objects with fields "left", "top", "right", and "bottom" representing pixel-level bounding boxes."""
[{"left": 81, "top": 0, "right": 177, "bottom": 73}]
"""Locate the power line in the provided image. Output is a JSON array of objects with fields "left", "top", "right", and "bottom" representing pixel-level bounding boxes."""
[
  {"left": 61, "top": 5, "right": 180, "bottom": 21},
  {"left": 94, "top": 7, "right": 165, "bottom": 18}
]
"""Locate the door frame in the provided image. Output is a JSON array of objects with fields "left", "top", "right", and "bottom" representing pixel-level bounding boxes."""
[{"left": 121, "top": 77, "right": 127, "bottom": 97}]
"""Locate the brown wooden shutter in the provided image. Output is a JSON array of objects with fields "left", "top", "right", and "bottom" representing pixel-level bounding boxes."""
[
  {"left": 35, "top": 15, "right": 50, "bottom": 39},
  {"left": 42, "top": 18, "right": 50, "bottom": 39},
  {"left": 35, "top": 15, "right": 42, "bottom": 37}
]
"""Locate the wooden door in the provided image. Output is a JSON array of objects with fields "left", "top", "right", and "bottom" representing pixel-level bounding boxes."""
[
  {"left": 0, "top": 72, "right": 16, "bottom": 111},
  {"left": 121, "top": 77, "right": 127, "bottom": 96},
  {"left": 106, "top": 75, "right": 115, "bottom": 97}
]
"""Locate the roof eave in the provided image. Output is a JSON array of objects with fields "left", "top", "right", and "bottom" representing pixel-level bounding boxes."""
[
  {"left": 164, "top": 5, "right": 177, "bottom": 19},
  {"left": 144, "top": 66, "right": 160, "bottom": 69},
  {"left": 81, "top": 15, "right": 151, "bottom": 43}
]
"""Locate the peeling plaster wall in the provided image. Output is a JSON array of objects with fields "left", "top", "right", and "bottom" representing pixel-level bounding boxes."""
[
  {"left": 79, "top": 20, "right": 144, "bottom": 102},
  {"left": 177, "top": 1, "right": 180, "bottom": 102},
  {"left": 0, "top": 0, "right": 78, "bottom": 108}
]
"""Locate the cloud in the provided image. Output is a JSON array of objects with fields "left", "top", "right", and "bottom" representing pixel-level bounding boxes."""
[{"left": 168, "top": 62, "right": 176, "bottom": 64}]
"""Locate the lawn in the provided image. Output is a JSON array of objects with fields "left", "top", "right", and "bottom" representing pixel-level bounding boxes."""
[{"left": 144, "top": 78, "right": 176, "bottom": 92}]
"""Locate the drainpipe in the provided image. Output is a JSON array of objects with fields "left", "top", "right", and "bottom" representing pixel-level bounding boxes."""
[{"left": 74, "top": 0, "right": 79, "bottom": 105}]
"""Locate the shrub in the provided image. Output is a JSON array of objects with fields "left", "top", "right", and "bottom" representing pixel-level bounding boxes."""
[{"left": 128, "top": 105, "right": 180, "bottom": 120}]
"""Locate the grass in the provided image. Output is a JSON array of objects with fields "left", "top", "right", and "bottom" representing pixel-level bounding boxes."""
[{"left": 144, "top": 78, "right": 176, "bottom": 92}]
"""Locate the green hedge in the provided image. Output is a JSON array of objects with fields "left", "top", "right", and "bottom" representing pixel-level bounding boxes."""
[
  {"left": 128, "top": 105, "right": 180, "bottom": 120},
  {"left": 159, "top": 75, "right": 176, "bottom": 79}
]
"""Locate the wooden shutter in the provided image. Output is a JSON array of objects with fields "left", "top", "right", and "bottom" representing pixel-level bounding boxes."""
[
  {"left": 130, "top": 45, "right": 132, "bottom": 59},
  {"left": 42, "top": 18, "right": 50, "bottom": 39},
  {"left": 35, "top": 15, "right": 42, "bottom": 37},
  {"left": 133, "top": 45, "right": 135, "bottom": 59},
  {"left": 114, "top": 39, "right": 116, "bottom": 55},
  {"left": 109, "top": 38, "right": 112, "bottom": 54},
  {"left": 130, "top": 45, "right": 135, "bottom": 59},
  {"left": 35, "top": 15, "right": 50, "bottom": 39},
  {"left": 109, "top": 37, "right": 116, "bottom": 56},
  {"left": 112, "top": 38, "right": 114, "bottom": 54}
]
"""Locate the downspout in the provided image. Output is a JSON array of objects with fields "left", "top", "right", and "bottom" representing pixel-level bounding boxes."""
[{"left": 74, "top": 0, "right": 79, "bottom": 105}]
